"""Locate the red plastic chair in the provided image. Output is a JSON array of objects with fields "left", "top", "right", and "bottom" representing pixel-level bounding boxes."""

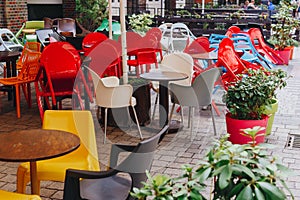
[
  {"left": 35, "top": 42, "right": 93, "bottom": 120},
  {"left": 216, "top": 38, "right": 261, "bottom": 89},
  {"left": 146, "top": 27, "right": 163, "bottom": 61},
  {"left": 127, "top": 34, "right": 158, "bottom": 77},
  {"left": 87, "top": 39, "right": 121, "bottom": 78},
  {"left": 82, "top": 32, "right": 108, "bottom": 55},
  {"left": 248, "top": 28, "right": 284, "bottom": 64}
]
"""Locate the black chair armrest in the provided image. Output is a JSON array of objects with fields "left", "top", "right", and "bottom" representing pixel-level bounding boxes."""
[{"left": 109, "top": 144, "right": 136, "bottom": 169}]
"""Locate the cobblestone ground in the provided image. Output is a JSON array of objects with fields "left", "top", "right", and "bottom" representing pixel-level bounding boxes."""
[{"left": 0, "top": 48, "right": 300, "bottom": 199}]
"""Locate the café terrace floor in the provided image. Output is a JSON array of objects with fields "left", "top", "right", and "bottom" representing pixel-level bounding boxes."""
[{"left": 0, "top": 48, "right": 300, "bottom": 199}]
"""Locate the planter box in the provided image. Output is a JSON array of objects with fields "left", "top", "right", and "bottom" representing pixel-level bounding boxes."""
[
  {"left": 276, "top": 47, "right": 291, "bottom": 65},
  {"left": 226, "top": 113, "right": 268, "bottom": 144}
]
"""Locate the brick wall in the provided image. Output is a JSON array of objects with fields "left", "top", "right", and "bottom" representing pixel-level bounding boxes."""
[
  {"left": 63, "top": 0, "right": 76, "bottom": 18},
  {"left": 3, "top": 0, "right": 27, "bottom": 33}
]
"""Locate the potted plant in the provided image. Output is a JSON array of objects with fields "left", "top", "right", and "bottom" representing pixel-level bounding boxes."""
[
  {"left": 222, "top": 68, "right": 288, "bottom": 144},
  {"left": 131, "top": 128, "right": 294, "bottom": 200},
  {"left": 128, "top": 13, "right": 154, "bottom": 36},
  {"left": 75, "top": 0, "right": 108, "bottom": 31},
  {"left": 268, "top": 0, "right": 299, "bottom": 64}
]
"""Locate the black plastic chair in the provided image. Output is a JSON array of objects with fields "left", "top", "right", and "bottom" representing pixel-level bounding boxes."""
[{"left": 63, "top": 125, "right": 168, "bottom": 200}]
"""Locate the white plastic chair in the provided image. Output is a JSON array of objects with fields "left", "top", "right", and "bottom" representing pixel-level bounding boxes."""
[
  {"left": 0, "top": 28, "right": 23, "bottom": 51},
  {"left": 168, "top": 23, "right": 196, "bottom": 52},
  {"left": 169, "top": 68, "right": 221, "bottom": 137},
  {"left": 88, "top": 68, "right": 143, "bottom": 143},
  {"left": 151, "top": 52, "right": 194, "bottom": 120}
]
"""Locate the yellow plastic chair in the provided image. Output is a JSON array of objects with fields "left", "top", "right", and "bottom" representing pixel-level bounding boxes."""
[
  {"left": 0, "top": 190, "right": 41, "bottom": 199},
  {"left": 16, "top": 21, "right": 45, "bottom": 43},
  {"left": 16, "top": 110, "right": 100, "bottom": 195}
]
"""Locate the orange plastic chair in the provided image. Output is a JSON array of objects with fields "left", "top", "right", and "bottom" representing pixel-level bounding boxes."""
[
  {"left": 0, "top": 190, "right": 41, "bottom": 199},
  {"left": 0, "top": 48, "right": 41, "bottom": 118},
  {"left": 82, "top": 32, "right": 108, "bottom": 55},
  {"left": 16, "top": 110, "right": 100, "bottom": 195},
  {"left": 16, "top": 42, "right": 41, "bottom": 71},
  {"left": 248, "top": 28, "right": 284, "bottom": 64},
  {"left": 34, "top": 42, "right": 93, "bottom": 120},
  {"left": 215, "top": 38, "right": 261, "bottom": 89}
]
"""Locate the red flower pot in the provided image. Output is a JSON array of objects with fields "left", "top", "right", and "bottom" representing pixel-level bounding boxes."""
[
  {"left": 226, "top": 113, "right": 268, "bottom": 145},
  {"left": 276, "top": 47, "right": 291, "bottom": 65}
]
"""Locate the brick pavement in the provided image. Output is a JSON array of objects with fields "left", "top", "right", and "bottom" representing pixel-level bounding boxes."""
[{"left": 0, "top": 49, "right": 300, "bottom": 199}]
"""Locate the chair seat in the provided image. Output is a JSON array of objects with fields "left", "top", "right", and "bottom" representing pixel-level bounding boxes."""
[
  {"left": 80, "top": 174, "right": 131, "bottom": 200},
  {"left": 0, "top": 190, "right": 41, "bottom": 200}
]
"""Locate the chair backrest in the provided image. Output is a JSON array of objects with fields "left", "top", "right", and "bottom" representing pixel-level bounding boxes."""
[
  {"left": 35, "top": 28, "right": 54, "bottom": 47},
  {"left": 24, "top": 41, "right": 41, "bottom": 52},
  {"left": 161, "top": 52, "right": 194, "bottom": 86},
  {"left": 146, "top": 27, "right": 162, "bottom": 42},
  {"left": 169, "top": 23, "right": 196, "bottom": 52},
  {"left": 111, "top": 125, "right": 168, "bottom": 188},
  {"left": 217, "top": 38, "right": 247, "bottom": 76},
  {"left": 118, "top": 31, "right": 143, "bottom": 53},
  {"left": 42, "top": 110, "right": 99, "bottom": 171},
  {"left": 57, "top": 18, "right": 76, "bottom": 37},
  {"left": 82, "top": 32, "right": 108, "bottom": 53},
  {"left": 17, "top": 48, "right": 41, "bottom": 82},
  {"left": 184, "top": 37, "right": 209, "bottom": 54},
  {"left": 87, "top": 40, "right": 120, "bottom": 77},
  {"left": 43, "top": 17, "right": 53, "bottom": 29},
  {"left": 0, "top": 28, "right": 23, "bottom": 51},
  {"left": 87, "top": 68, "right": 133, "bottom": 108},
  {"left": 40, "top": 42, "right": 81, "bottom": 92},
  {"left": 225, "top": 26, "right": 241, "bottom": 37},
  {"left": 192, "top": 68, "right": 221, "bottom": 106},
  {"left": 25, "top": 21, "right": 45, "bottom": 30}
]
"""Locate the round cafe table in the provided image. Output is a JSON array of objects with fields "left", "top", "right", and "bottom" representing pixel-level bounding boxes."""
[
  {"left": 0, "top": 129, "right": 80, "bottom": 195},
  {"left": 141, "top": 70, "right": 188, "bottom": 130}
]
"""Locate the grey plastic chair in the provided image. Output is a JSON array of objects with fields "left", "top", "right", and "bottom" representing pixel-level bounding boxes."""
[
  {"left": 35, "top": 28, "right": 54, "bottom": 47},
  {"left": 63, "top": 125, "right": 168, "bottom": 200},
  {"left": 169, "top": 68, "right": 221, "bottom": 137}
]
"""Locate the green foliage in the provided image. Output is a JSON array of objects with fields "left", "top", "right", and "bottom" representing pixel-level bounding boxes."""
[
  {"left": 268, "top": 0, "right": 299, "bottom": 50},
  {"left": 128, "top": 13, "right": 153, "bottom": 35},
  {"left": 131, "top": 128, "right": 294, "bottom": 200},
  {"left": 222, "top": 69, "right": 288, "bottom": 120},
  {"left": 75, "top": 0, "right": 108, "bottom": 31}
]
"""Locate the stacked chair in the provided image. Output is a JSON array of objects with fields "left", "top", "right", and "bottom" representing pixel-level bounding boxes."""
[
  {"left": 34, "top": 42, "right": 93, "bottom": 120},
  {"left": 0, "top": 48, "right": 41, "bottom": 118}
]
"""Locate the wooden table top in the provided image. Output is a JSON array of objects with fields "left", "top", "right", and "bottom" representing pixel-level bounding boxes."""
[
  {"left": 0, "top": 129, "right": 80, "bottom": 162},
  {"left": 140, "top": 70, "right": 188, "bottom": 82},
  {"left": 0, "top": 51, "right": 20, "bottom": 61}
]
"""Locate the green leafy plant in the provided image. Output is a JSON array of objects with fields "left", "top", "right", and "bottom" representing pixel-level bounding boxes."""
[
  {"left": 268, "top": 0, "right": 299, "bottom": 50},
  {"left": 176, "top": 10, "right": 191, "bottom": 17},
  {"left": 75, "top": 0, "right": 108, "bottom": 31},
  {"left": 131, "top": 127, "right": 294, "bottom": 200},
  {"left": 128, "top": 13, "right": 153, "bottom": 35},
  {"left": 222, "top": 68, "right": 288, "bottom": 120}
]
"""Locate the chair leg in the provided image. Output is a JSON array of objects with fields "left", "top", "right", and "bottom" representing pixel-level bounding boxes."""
[
  {"left": 104, "top": 108, "right": 108, "bottom": 143},
  {"left": 190, "top": 107, "right": 195, "bottom": 140},
  {"left": 15, "top": 84, "right": 21, "bottom": 118},
  {"left": 210, "top": 104, "right": 217, "bottom": 136},
  {"left": 131, "top": 106, "right": 143, "bottom": 140},
  {"left": 169, "top": 102, "right": 175, "bottom": 123},
  {"left": 152, "top": 93, "right": 158, "bottom": 120},
  {"left": 188, "top": 107, "right": 191, "bottom": 128}
]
